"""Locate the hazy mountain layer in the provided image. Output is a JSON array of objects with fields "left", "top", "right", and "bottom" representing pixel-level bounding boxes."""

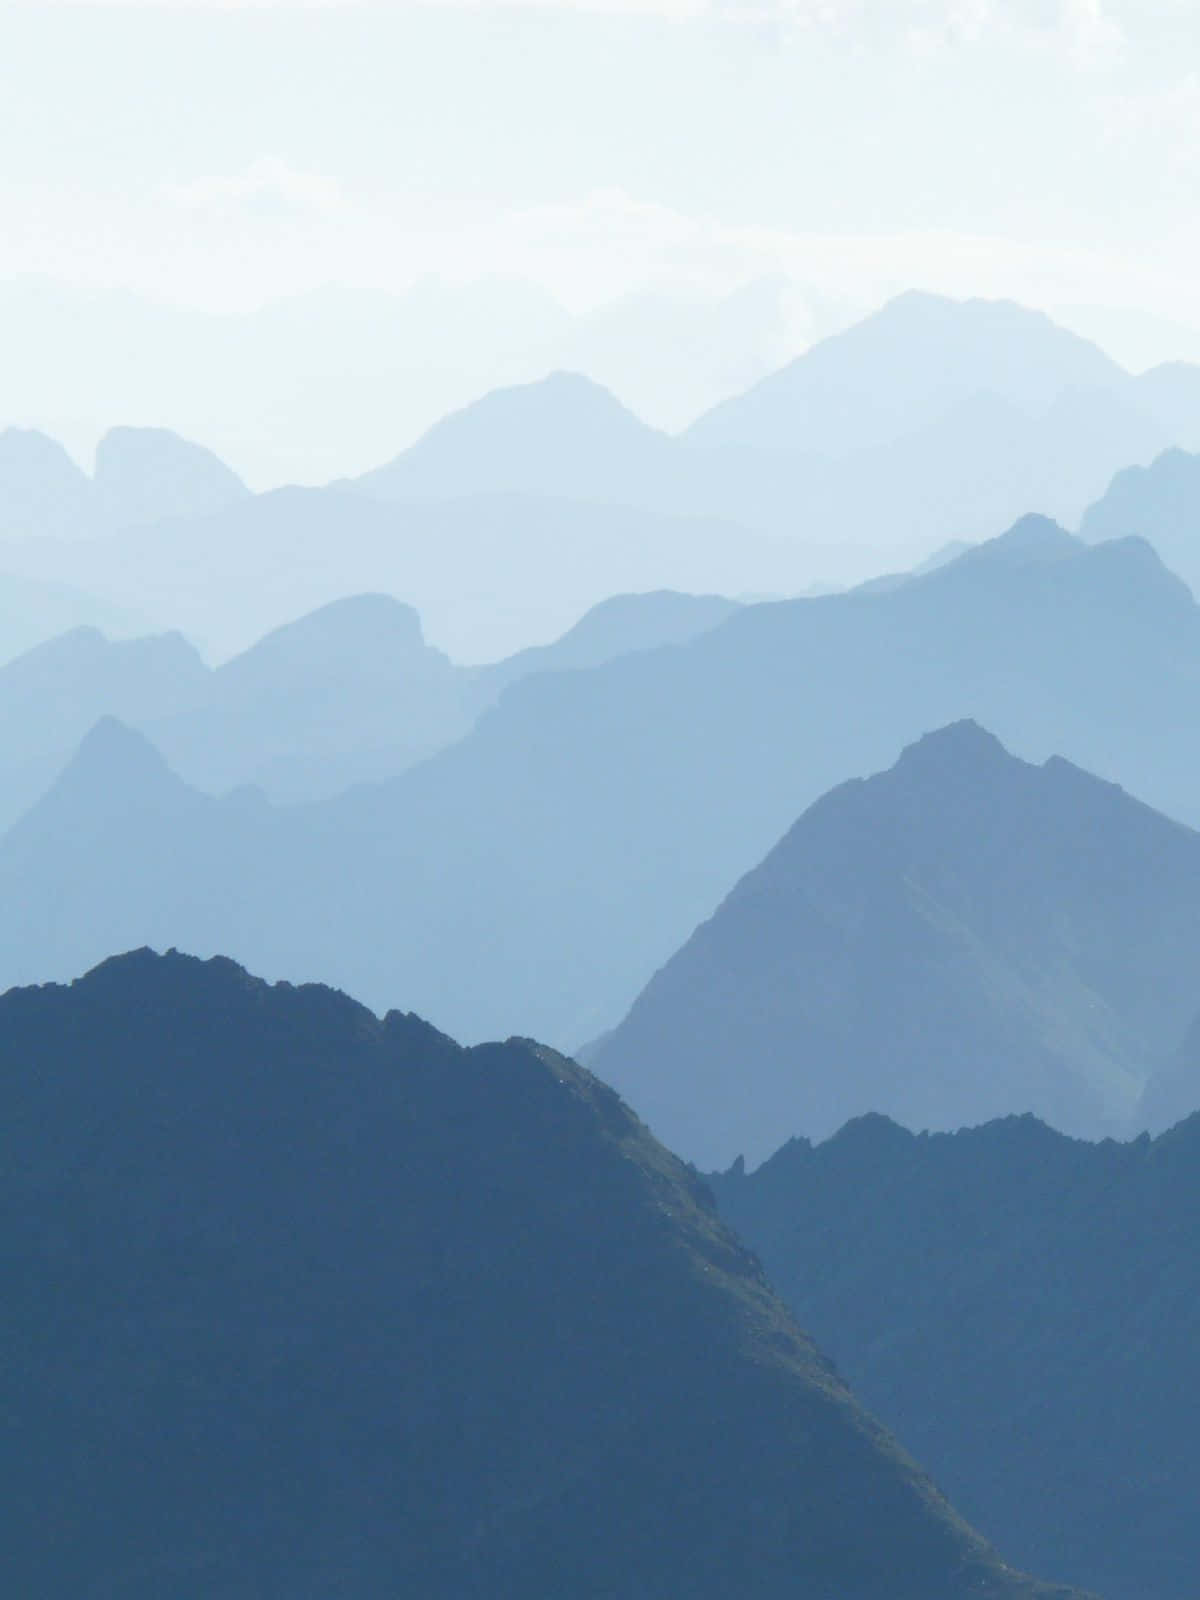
[
  {"left": 711, "top": 1111, "right": 1200, "bottom": 1600},
  {"left": 0, "top": 422, "right": 247, "bottom": 540},
  {"left": 0, "top": 948, "right": 1083, "bottom": 1600},
  {"left": 1080, "top": 445, "right": 1200, "bottom": 595},
  {"left": 4, "top": 518, "right": 1200, "bottom": 1053},
  {"left": 0, "top": 589, "right": 740, "bottom": 828},
  {"left": 590, "top": 721, "right": 1200, "bottom": 1167}
]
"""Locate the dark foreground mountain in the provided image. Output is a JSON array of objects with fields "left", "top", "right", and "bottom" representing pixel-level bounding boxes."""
[
  {"left": 0, "top": 949, "right": 1081, "bottom": 1600},
  {"left": 711, "top": 1111, "right": 1200, "bottom": 1600},
  {"left": 590, "top": 721, "right": 1200, "bottom": 1167},
  {"left": 4, "top": 517, "right": 1200, "bottom": 1054}
]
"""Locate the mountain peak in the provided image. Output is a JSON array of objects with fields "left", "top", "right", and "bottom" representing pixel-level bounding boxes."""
[
  {"left": 892, "top": 719, "right": 1012, "bottom": 774},
  {"left": 961, "top": 514, "right": 1081, "bottom": 566},
  {"left": 57, "top": 716, "right": 175, "bottom": 794}
]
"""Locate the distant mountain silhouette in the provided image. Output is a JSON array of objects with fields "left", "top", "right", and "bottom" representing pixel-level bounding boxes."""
[
  {"left": 0, "top": 482, "right": 810, "bottom": 661},
  {"left": 711, "top": 1110, "right": 1200, "bottom": 1600},
  {"left": 0, "top": 588, "right": 741, "bottom": 823},
  {"left": 92, "top": 424, "right": 249, "bottom": 528},
  {"left": 0, "top": 422, "right": 248, "bottom": 540},
  {"left": 353, "top": 293, "right": 1178, "bottom": 552},
  {"left": 5, "top": 521, "right": 1200, "bottom": 1052},
  {"left": 0, "top": 570, "right": 154, "bottom": 665},
  {"left": 1080, "top": 445, "right": 1200, "bottom": 594},
  {"left": 0, "top": 948, "right": 1084, "bottom": 1599},
  {"left": 148, "top": 594, "right": 471, "bottom": 801},
  {"left": 590, "top": 722, "right": 1200, "bottom": 1166},
  {"left": 685, "top": 291, "right": 1127, "bottom": 456},
  {"left": 0, "top": 627, "right": 207, "bottom": 830},
  {"left": 0, "top": 426, "right": 93, "bottom": 539},
  {"left": 358, "top": 370, "right": 677, "bottom": 506},
  {"left": 472, "top": 588, "right": 741, "bottom": 698}
]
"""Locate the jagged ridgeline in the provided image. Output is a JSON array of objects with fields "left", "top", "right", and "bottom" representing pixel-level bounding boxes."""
[{"left": 2, "top": 950, "right": 1086, "bottom": 1599}]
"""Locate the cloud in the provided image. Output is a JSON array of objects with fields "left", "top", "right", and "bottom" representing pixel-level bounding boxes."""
[{"left": 163, "top": 157, "right": 344, "bottom": 220}]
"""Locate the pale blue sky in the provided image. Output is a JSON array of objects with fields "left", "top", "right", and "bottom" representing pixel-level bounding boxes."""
[{"left": 3, "top": 1, "right": 1198, "bottom": 318}]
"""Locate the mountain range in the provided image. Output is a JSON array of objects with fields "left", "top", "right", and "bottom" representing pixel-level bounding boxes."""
[
  {"left": 0, "top": 947, "right": 1085, "bottom": 1600},
  {"left": 9, "top": 291, "right": 1200, "bottom": 664},
  {"left": 4, "top": 517, "right": 1200, "bottom": 1057},
  {"left": 711, "top": 1110, "right": 1200, "bottom": 1600},
  {"left": 0, "top": 588, "right": 739, "bottom": 828},
  {"left": 1081, "top": 444, "right": 1200, "bottom": 596},
  {"left": 0, "top": 422, "right": 247, "bottom": 540},
  {"left": 590, "top": 721, "right": 1200, "bottom": 1167}
]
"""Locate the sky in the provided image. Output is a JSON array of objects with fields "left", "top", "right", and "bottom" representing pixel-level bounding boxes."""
[{"left": 2, "top": 0, "right": 1200, "bottom": 478}]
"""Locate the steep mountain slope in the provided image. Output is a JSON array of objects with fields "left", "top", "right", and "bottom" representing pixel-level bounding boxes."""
[
  {"left": 1080, "top": 445, "right": 1200, "bottom": 594},
  {"left": 0, "top": 948, "right": 1083, "bottom": 1600},
  {"left": 1139, "top": 1008, "right": 1200, "bottom": 1132},
  {"left": 590, "top": 723, "right": 1200, "bottom": 1167},
  {"left": 710, "top": 1112, "right": 1200, "bottom": 1600},
  {"left": 92, "top": 424, "right": 249, "bottom": 528},
  {"left": 4, "top": 519, "right": 1200, "bottom": 1052}
]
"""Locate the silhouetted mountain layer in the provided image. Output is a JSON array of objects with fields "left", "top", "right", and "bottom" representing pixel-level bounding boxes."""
[
  {"left": 710, "top": 1111, "right": 1200, "bottom": 1600},
  {"left": 590, "top": 721, "right": 1200, "bottom": 1166},
  {"left": 0, "top": 948, "right": 1083, "bottom": 1600},
  {"left": 1081, "top": 445, "right": 1200, "bottom": 595},
  {"left": 357, "top": 293, "right": 1186, "bottom": 546},
  {"left": 0, "top": 423, "right": 247, "bottom": 540},
  {"left": 0, "top": 570, "right": 153, "bottom": 666},
  {"left": 5, "top": 518, "right": 1200, "bottom": 1053},
  {"left": 0, "top": 484, "right": 811, "bottom": 661},
  {"left": 0, "top": 589, "right": 740, "bottom": 825}
]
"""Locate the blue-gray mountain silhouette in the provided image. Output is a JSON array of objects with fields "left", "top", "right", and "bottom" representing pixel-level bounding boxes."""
[
  {"left": 590, "top": 722, "right": 1200, "bottom": 1167},
  {"left": 4, "top": 522, "right": 1200, "bottom": 1051},
  {"left": 0, "top": 423, "right": 247, "bottom": 541},
  {"left": 0, "top": 481, "right": 792, "bottom": 662},
  {"left": 0, "top": 588, "right": 740, "bottom": 827},
  {"left": 710, "top": 1110, "right": 1200, "bottom": 1600},
  {"left": 356, "top": 293, "right": 1186, "bottom": 547},
  {"left": 0, "top": 947, "right": 1085, "bottom": 1600},
  {"left": 1080, "top": 445, "right": 1200, "bottom": 595},
  {"left": 92, "top": 424, "right": 249, "bottom": 528}
]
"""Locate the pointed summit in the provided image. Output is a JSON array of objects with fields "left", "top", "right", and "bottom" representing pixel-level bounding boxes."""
[{"left": 591, "top": 726, "right": 1200, "bottom": 1167}]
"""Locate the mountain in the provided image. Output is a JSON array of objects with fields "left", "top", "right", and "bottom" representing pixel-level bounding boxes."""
[
  {"left": 358, "top": 370, "right": 679, "bottom": 506},
  {"left": 472, "top": 588, "right": 742, "bottom": 697},
  {"left": 355, "top": 294, "right": 1177, "bottom": 549},
  {"left": 0, "top": 627, "right": 208, "bottom": 831},
  {"left": 0, "top": 570, "right": 153, "bottom": 666},
  {"left": 5, "top": 519, "right": 1200, "bottom": 1053},
  {"left": 685, "top": 291, "right": 1128, "bottom": 456},
  {"left": 0, "top": 483, "right": 819, "bottom": 662},
  {"left": 147, "top": 594, "right": 472, "bottom": 802},
  {"left": 0, "top": 422, "right": 249, "bottom": 540},
  {"left": 0, "top": 947, "right": 1084, "bottom": 1600},
  {"left": 1139, "top": 1009, "right": 1200, "bottom": 1133},
  {"left": 92, "top": 424, "right": 249, "bottom": 528},
  {"left": 590, "top": 722, "right": 1200, "bottom": 1167},
  {"left": 1080, "top": 446, "right": 1200, "bottom": 594},
  {"left": 710, "top": 1111, "right": 1200, "bottom": 1600},
  {"left": 0, "top": 426, "right": 94, "bottom": 539},
  {"left": 0, "top": 588, "right": 744, "bottom": 825}
]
